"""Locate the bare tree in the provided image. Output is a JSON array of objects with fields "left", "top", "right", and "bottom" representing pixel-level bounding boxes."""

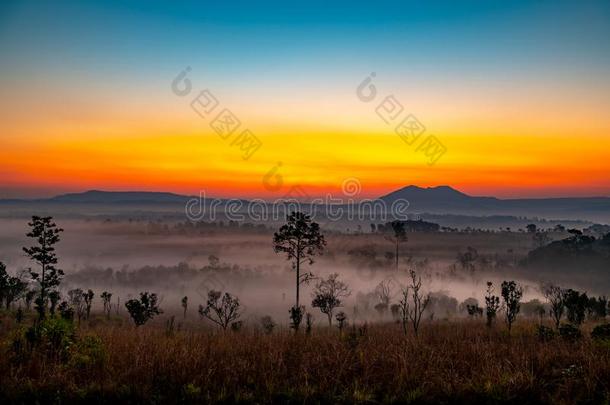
[
  {"left": 198, "top": 290, "right": 241, "bottom": 330},
  {"left": 374, "top": 279, "right": 393, "bottom": 316},
  {"left": 485, "top": 282, "right": 500, "bottom": 328},
  {"left": 68, "top": 288, "right": 86, "bottom": 323},
  {"left": 456, "top": 247, "right": 478, "bottom": 274},
  {"left": 311, "top": 273, "right": 351, "bottom": 326},
  {"left": 397, "top": 286, "right": 410, "bottom": 335},
  {"left": 541, "top": 283, "right": 565, "bottom": 329},
  {"left": 407, "top": 269, "right": 430, "bottom": 336},
  {"left": 273, "top": 212, "right": 326, "bottom": 307}
]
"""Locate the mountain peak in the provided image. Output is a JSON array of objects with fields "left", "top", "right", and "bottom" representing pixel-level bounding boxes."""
[
  {"left": 379, "top": 184, "right": 494, "bottom": 212},
  {"left": 386, "top": 185, "right": 469, "bottom": 198}
]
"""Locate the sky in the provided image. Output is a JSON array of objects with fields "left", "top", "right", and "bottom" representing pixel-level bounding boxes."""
[{"left": 1, "top": 0, "right": 609, "bottom": 199}]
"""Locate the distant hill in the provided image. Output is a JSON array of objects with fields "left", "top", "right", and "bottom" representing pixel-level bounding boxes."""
[
  {"left": 379, "top": 185, "right": 498, "bottom": 211},
  {"left": 1, "top": 186, "right": 609, "bottom": 223},
  {"left": 48, "top": 190, "right": 192, "bottom": 204},
  {"left": 379, "top": 185, "right": 610, "bottom": 222}
]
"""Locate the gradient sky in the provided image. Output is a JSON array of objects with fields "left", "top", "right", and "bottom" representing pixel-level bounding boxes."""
[{"left": 1, "top": 0, "right": 609, "bottom": 199}]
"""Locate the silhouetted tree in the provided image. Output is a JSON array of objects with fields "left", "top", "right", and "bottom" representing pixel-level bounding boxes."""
[
  {"left": 407, "top": 269, "right": 430, "bottom": 336},
  {"left": 125, "top": 292, "right": 162, "bottom": 327},
  {"left": 311, "top": 273, "right": 351, "bottom": 326},
  {"left": 83, "top": 289, "right": 94, "bottom": 320},
  {"left": 273, "top": 212, "right": 326, "bottom": 307},
  {"left": 1, "top": 264, "right": 28, "bottom": 310},
  {"left": 198, "top": 290, "right": 241, "bottom": 330},
  {"left": 0, "top": 262, "right": 8, "bottom": 306},
  {"left": 23, "top": 216, "right": 64, "bottom": 319},
  {"left": 101, "top": 291, "right": 112, "bottom": 319},
  {"left": 336, "top": 311, "right": 347, "bottom": 333},
  {"left": 4, "top": 275, "right": 27, "bottom": 310},
  {"left": 58, "top": 301, "right": 74, "bottom": 320},
  {"left": 456, "top": 247, "right": 478, "bottom": 274},
  {"left": 289, "top": 305, "right": 305, "bottom": 332},
  {"left": 501, "top": 280, "right": 523, "bottom": 333},
  {"left": 181, "top": 295, "right": 188, "bottom": 319},
  {"left": 542, "top": 283, "right": 566, "bottom": 329},
  {"left": 374, "top": 279, "right": 392, "bottom": 317},
  {"left": 564, "top": 289, "right": 588, "bottom": 325},
  {"left": 384, "top": 221, "right": 407, "bottom": 271},
  {"left": 305, "top": 312, "right": 314, "bottom": 335},
  {"left": 485, "top": 282, "right": 501, "bottom": 328},
  {"left": 68, "top": 288, "right": 86, "bottom": 322},
  {"left": 588, "top": 296, "right": 608, "bottom": 320},
  {"left": 466, "top": 303, "right": 483, "bottom": 318},
  {"left": 397, "top": 286, "right": 410, "bottom": 335}
]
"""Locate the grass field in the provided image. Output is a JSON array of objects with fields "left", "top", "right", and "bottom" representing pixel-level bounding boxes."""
[{"left": 1, "top": 312, "right": 609, "bottom": 404}]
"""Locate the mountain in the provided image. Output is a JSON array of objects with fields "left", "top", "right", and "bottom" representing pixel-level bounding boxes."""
[
  {"left": 379, "top": 185, "right": 610, "bottom": 222},
  {"left": 379, "top": 185, "right": 498, "bottom": 211},
  {"left": 48, "top": 190, "right": 192, "bottom": 204},
  {"left": 1, "top": 186, "right": 609, "bottom": 223}
]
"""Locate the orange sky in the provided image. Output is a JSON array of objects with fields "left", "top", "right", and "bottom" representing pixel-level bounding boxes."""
[{"left": 1, "top": 1, "right": 609, "bottom": 199}]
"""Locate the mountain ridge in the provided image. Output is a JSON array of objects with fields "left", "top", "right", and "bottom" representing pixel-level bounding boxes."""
[
  {"left": 1, "top": 186, "right": 608, "bottom": 203},
  {"left": 1, "top": 186, "right": 609, "bottom": 222}
]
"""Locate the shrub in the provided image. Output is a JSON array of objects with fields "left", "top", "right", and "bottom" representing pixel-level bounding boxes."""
[
  {"left": 536, "top": 325, "right": 555, "bottom": 342},
  {"left": 69, "top": 335, "right": 107, "bottom": 371},
  {"left": 125, "top": 292, "right": 162, "bottom": 327},
  {"left": 58, "top": 301, "right": 74, "bottom": 321},
  {"left": 289, "top": 305, "right": 304, "bottom": 332},
  {"left": 591, "top": 323, "right": 610, "bottom": 341},
  {"left": 305, "top": 313, "right": 314, "bottom": 335},
  {"left": 18, "top": 317, "right": 76, "bottom": 359},
  {"left": 564, "top": 289, "right": 588, "bottom": 325},
  {"left": 559, "top": 323, "right": 582, "bottom": 341},
  {"left": 260, "top": 315, "right": 276, "bottom": 334},
  {"left": 336, "top": 311, "right": 347, "bottom": 333}
]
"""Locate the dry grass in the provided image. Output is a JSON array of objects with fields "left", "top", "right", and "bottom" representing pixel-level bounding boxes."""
[{"left": 1, "top": 314, "right": 609, "bottom": 404}]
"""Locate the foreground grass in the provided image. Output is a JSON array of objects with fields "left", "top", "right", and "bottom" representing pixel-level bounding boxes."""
[{"left": 1, "top": 315, "right": 609, "bottom": 404}]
